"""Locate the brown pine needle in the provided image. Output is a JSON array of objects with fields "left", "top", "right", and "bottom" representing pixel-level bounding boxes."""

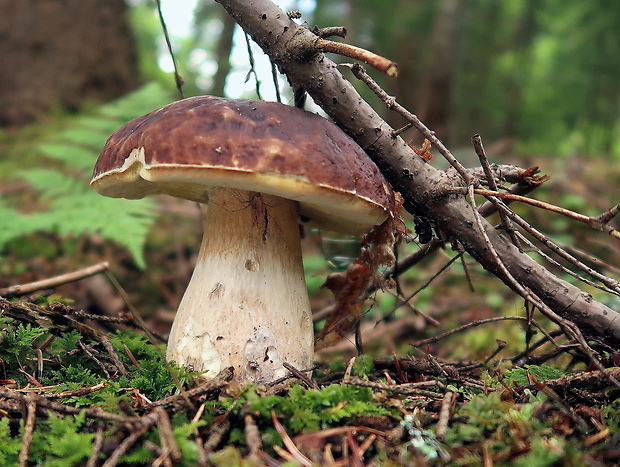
[{"left": 271, "top": 411, "right": 313, "bottom": 467}]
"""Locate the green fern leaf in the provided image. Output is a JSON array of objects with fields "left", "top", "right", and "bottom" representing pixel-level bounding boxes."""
[
  {"left": 1, "top": 82, "right": 172, "bottom": 268},
  {"left": 35, "top": 143, "right": 96, "bottom": 173},
  {"left": 18, "top": 169, "right": 87, "bottom": 199}
]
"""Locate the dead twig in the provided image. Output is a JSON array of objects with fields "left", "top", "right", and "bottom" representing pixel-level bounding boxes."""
[
  {"left": 0, "top": 298, "right": 105, "bottom": 341},
  {"left": 86, "top": 423, "right": 106, "bottom": 467},
  {"left": 77, "top": 340, "right": 111, "bottom": 379},
  {"left": 450, "top": 186, "right": 620, "bottom": 240},
  {"left": 271, "top": 411, "right": 313, "bottom": 467},
  {"left": 100, "top": 336, "right": 130, "bottom": 376},
  {"left": 0, "top": 386, "right": 140, "bottom": 423},
  {"left": 243, "top": 413, "right": 263, "bottom": 458},
  {"left": 344, "top": 376, "right": 444, "bottom": 399},
  {"left": 472, "top": 134, "right": 521, "bottom": 249},
  {"left": 283, "top": 362, "right": 318, "bottom": 389},
  {"left": 0, "top": 262, "right": 109, "bottom": 298},
  {"left": 142, "top": 378, "right": 229, "bottom": 413},
  {"left": 435, "top": 391, "right": 455, "bottom": 441},
  {"left": 20, "top": 381, "right": 108, "bottom": 399},
  {"left": 496, "top": 206, "right": 620, "bottom": 295},
  {"left": 344, "top": 62, "right": 472, "bottom": 184},
  {"left": 102, "top": 413, "right": 158, "bottom": 467},
  {"left": 154, "top": 0, "right": 184, "bottom": 98},
  {"left": 18, "top": 395, "right": 36, "bottom": 467},
  {"left": 525, "top": 367, "right": 620, "bottom": 393},
  {"left": 412, "top": 316, "right": 532, "bottom": 348},
  {"left": 155, "top": 406, "right": 182, "bottom": 464},
  {"left": 514, "top": 230, "right": 619, "bottom": 296},
  {"left": 317, "top": 39, "right": 398, "bottom": 76},
  {"left": 310, "top": 25, "right": 347, "bottom": 39}
]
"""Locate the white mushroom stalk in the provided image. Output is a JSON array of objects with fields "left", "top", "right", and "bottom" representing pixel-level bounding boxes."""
[{"left": 166, "top": 187, "right": 313, "bottom": 383}]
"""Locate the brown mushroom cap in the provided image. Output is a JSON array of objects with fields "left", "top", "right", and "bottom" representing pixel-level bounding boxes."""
[{"left": 91, "top": 96, "right": 394, "bottom": 233}]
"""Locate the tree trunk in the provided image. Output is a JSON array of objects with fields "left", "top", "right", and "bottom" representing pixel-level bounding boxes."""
[
  {"left": 0, "top": 0, "right": 138, "bottom": 126},
  {"left": 214, "top": 0, "right": 620, "bottom": 346},
  {"left": 209, "top": 11, "right": 236, "bottom": 97},
  {"left": 415, "top": 0, "right": 462, "bottom": 138}
]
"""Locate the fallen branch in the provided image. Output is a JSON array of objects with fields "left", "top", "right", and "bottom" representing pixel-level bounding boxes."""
[{"left": 214, "top": 0, "right": 620, "bottom": 345}]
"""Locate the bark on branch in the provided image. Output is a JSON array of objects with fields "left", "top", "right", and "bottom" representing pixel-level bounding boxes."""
[{"left": 215, "top": 0, "right": 620, "bottom": 344}]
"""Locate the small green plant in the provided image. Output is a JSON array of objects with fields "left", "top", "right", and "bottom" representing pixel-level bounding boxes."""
[
  {"left": 27, "top": 411, "right": 95, "bottom": 467},
  {"left": 444, "top": 390, "right": 587, "bottom": 466},
  {"left": 504, "top": 364, "right": 565, "bottom": 386},
  {"left": 243, "top": 383, "right": 391, "bottom": 434},
  {"left": 0, "top": 82, "right": 173, "bottom": 268}
]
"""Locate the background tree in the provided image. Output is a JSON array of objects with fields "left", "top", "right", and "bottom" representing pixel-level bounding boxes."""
[{"left": 0, "top": 0, "right": 138, "bottom": 126}]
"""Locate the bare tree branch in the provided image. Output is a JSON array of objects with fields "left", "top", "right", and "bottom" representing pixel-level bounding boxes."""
[{"left": 214, "top": 0, "right": 620, "bottom": 344}]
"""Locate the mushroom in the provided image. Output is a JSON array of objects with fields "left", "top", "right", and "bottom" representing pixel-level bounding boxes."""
[{"left": 91, "top": 96, "right": 395, "bottom": 384}]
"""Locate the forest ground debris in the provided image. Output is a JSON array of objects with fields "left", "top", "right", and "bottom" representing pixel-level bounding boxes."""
[{"left": 1, "top": 305, "right": 618, "bottom": 465}]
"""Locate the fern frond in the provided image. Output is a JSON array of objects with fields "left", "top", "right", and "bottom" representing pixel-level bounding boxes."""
[
  {"left": 1, "top": 82, "right": 173, "bottom": 268},
  {"left": 35, "top": 143, "right": 95, "bottom": 173},
  {"left": 18, "top": 169, "right": 87, "bottom": 200}
]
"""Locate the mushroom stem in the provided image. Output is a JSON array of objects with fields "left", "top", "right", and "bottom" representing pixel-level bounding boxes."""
[{"left": 166, "top": 187, "right": 314, "bottom": 383}]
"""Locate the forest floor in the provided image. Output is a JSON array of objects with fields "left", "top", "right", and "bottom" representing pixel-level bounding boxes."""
[
  {"left": 1, "top": 135, "right": 619, "bottom": 465},
  {"left": 0, "top": 295, "right": 619, "bottom": 466}
]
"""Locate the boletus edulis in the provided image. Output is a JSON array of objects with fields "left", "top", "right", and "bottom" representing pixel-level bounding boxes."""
[{"left": 91, "top": 96, "right": 395, "bottom": 384}]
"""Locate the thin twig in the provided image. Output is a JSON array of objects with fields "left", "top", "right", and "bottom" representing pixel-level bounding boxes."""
[
  {"left": 271, "top": 411, "right": 313, "bottom": 467},
  {"left": 435, "top": 391, "right": 455, "bottom": 440},
  {"left": 0, "top": 298, "right": 104, "bottom": 341},
  {"left": 344, "top": 376, "right": 443, "bottom": 399},
  {"left": 204, "top": 419, "right": 231, "bottom": 455},
  {"left": 155, "top": 0, "right": 184, "bottom": 98},
  {"left": 390, "top": 253, "right": 462, "bottom": 315},
  {"left": 465, "top": 185, "right": 620, "bottom": 390},
  {"left": 311, "top": 25, "right": 347, "bottom": 39},
  {"left": 0, "top": 262, "right": 109, "bottom": 298},
  {"left": 77, "top": 340, "right": 111, "bottom": 379},
  {"left": 32, "top": 381, "right": 107, "bottom": 399},
  {"left": 102, "top": 416, "right": 157, "bottom": 467},
  {"left": 244, "top": 32, "right": 262, "bottom": 99},
  {"left": 472, "top": 134, "right": 521, "bottom": 249},
  {"left": 412, "top": 316, "right": 537, "bottom": 349},
  {"left": 496, "top": 205, "right": 620, "bottom": 295},
  {"left": 100, "top": 336, "right": 130, "bottom": 376},
  {"left": 270, "top": 61, "right": 282, "bottom": 103},
  {"left": 155, "top": 406, "right": 182, "bottom": 463},
  {"left": 346, "top": 429, "right": 365, "bottom": 467},
  {"left": 282, "top": 362, "right": 318, "bottom": 389},
  {"left": 86, "top": 424, "right": 106, "bottom": 467},
  {"left": 452, "top": 186, "right": 620, "bottom": 240},
  {"left": 18, "top": 396, "right": 36, "bottom": 467},
  {"left": 243, "top": 413, "right": 263, "bottom": 457},
  {"left": 509, "top": 329, "right": 565, "bottom": 364},
  {"left": 317, "top": 38, "right": 398, "bottom": 76},
  {"left": 345, "top": 63, "right": 472, "bottom": 184},
  {"left": 0, "top": 387, "right": 139, "bottom": 423},
  {"left": 515, "top": 230, "right": 618, "bottom": 296}
]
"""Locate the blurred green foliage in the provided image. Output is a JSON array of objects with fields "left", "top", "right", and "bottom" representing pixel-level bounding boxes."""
[{"left": 0, "top": 83, "right": 173, "bottom": 268}]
